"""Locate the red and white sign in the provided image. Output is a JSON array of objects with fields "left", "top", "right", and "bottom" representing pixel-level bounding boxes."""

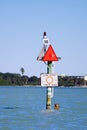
[
  {"left": 42, "top": 45, "right": 58, "bottom": 61},
  {"left": 41, "top": 73, "right": 58, "bottom": 86}
]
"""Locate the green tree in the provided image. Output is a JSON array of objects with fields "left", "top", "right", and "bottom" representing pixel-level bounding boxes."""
[
  {"left": 20, "top": 67, "right": 25, "bottom": 76},
  {"left": 21, "top": 76, "right": 29, "bottom": 85},
  {"left": 29, "top": 76, "right": 40, "bottom": 85}
]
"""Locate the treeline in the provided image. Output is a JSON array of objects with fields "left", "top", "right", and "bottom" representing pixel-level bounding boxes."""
[
  {"left": 0, "top": 72, "right": 40, "bottom": 86},
  {"left": 58, "top": 76, "right": 85, "bottom": 86},
  {"left": 0, "top": 72, "right": 85, "bottom": 86}
]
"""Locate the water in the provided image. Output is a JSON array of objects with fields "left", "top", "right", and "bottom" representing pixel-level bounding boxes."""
[{"left": 0, "top": 86, "right": 87, "bottom": 130}]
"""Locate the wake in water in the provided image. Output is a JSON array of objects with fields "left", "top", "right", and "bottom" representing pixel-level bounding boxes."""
[{"left": 41, "top": 109, "right": 60, "bottom": 114}]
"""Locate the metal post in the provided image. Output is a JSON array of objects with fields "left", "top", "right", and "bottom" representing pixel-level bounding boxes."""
[
  {"left": 37, "top": 32, "right": 60, "bottom": 110},
  {"left": 46, "top": 61, "right": 52, "bottom": 110}
]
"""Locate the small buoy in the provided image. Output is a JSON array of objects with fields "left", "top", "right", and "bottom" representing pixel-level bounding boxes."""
[{"left": 54, "top": 103, "right": 60, "bottom": 110}]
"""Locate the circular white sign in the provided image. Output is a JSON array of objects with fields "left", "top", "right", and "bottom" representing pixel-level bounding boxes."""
[{"left": 46, "top": 76, "right": 53, "bottom": 85}]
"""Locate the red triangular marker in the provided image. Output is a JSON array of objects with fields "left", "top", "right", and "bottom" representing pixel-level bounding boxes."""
[{"left": 42, "top": 45, "right": 58, "bottom": 61}]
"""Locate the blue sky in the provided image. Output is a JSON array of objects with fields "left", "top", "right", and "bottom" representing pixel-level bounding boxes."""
[{"left": 0, "top": 0, "right": 87, "bottom": 76}]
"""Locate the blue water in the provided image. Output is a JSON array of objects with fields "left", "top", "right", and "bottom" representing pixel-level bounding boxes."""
[{"left": 0, "top": 86, "right": 87, "bottom": 130}]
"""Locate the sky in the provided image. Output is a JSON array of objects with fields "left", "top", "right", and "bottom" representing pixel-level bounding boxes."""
[{"left": 0, "top": 0, "right": 87, "bottom": 77}]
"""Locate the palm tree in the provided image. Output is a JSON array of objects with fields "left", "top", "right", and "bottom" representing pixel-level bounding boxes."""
[{"left": 20, "top": 67, "right": 25, "bottom": 76}]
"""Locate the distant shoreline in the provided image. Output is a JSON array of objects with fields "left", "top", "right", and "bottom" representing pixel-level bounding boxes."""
[
  {"left": 0, "top": 72, "right": 86, "bottom": 86},
  {"left": 0, "top": 85, "right": 87, "bottom": 88}
]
